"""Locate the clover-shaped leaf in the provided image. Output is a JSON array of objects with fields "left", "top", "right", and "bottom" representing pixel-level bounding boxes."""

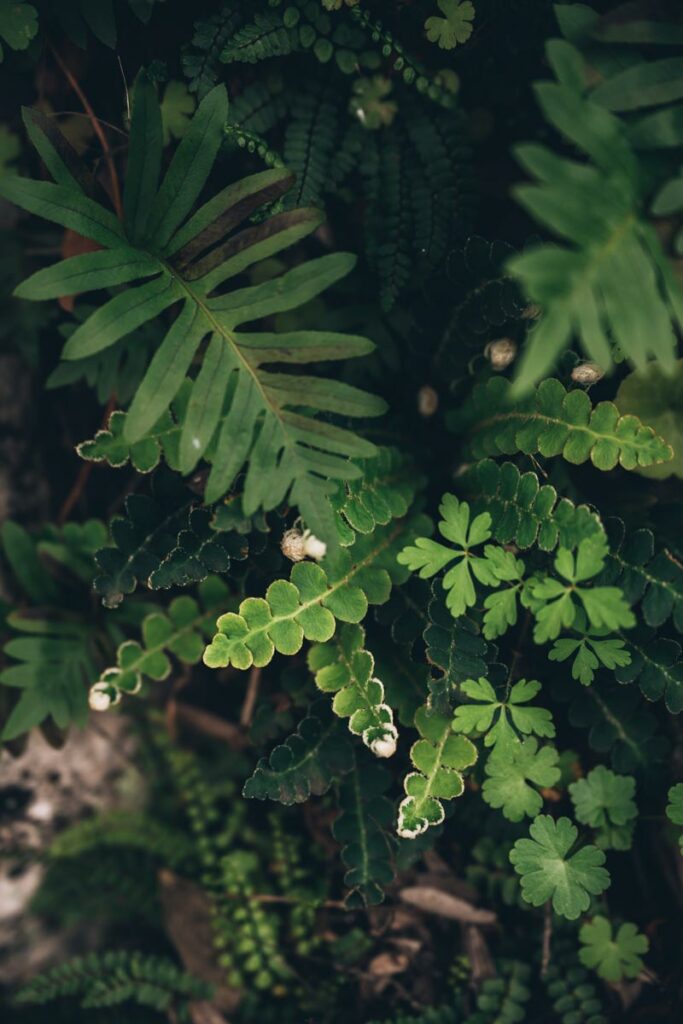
[
  {"left": 483, "top": 738, "right": 560, "bottom": 822},
  {"left": 570, "top": 766, "right": 637, "bottom": 829},
  {"left": 509, "top": 815, "right": 610, "bottom": 919},
  {"left": 530, "top": 536, "right": 634, "bottom": 643},
  {"left": 452, "top": 677, "right": 554, "bottom": 752},
  {"left": 398, "top": 495, "right": 514, "bottom": 618},
  {"left": 579, "top": 917, "right": 648, "bottom": 982},
  {"left": 425, "top": 0, "right": 475, "bottom": 50},
  {"left": 548, "top": 622, "right": 630, "bottom": 688}
]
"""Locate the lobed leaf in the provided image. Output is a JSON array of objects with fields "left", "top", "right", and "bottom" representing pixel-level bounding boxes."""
[{"left": 455, "top": 376, "right": 673, "bottom": 472}]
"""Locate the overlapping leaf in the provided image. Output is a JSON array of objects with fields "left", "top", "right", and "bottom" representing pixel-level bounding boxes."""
[
  {"left": 483, "top": 738, "right": 560, "bottom": 822},
  {"left": 452, "top": 678, "right": 555, "bottom": 752},
  {"left": 569, "top": 765, "right": 637, "bottom": 851},
  {"left": 4, "top": 76, "right": 385, "bottom": 546},
  {"left": 243, "top": 699, "right": 353, "bottom": 804},
  {"left": 529, "top": 535, "right": 634, "bottom": 644},
  {"left": 462, "top": 459, "right": 603, "bottom": 551},
  {"left": 579, "top": 917, "right": 648, "bottom": 983}
]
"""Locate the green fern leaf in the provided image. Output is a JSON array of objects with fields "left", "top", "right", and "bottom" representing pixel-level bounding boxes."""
[
  {"left": 308, "top": 622, "right": 398, "bottom": 756},
  {"left": 600, "top": 519, "right": 683, "bottom": 633},
  {"left": 93, "top": 469, "right": 212, "bottom": 607},
  {"left": 204, "top": 513, "right": 428, "bottom": 670},
  {"left": 0, "top": 616, "right": 94, "bottom": 740},
  {"left": 615, "top": 631, "right": 683, "bottom": 714},
  {"left": 5, "top": 78, "right": 385, "bottom": 547},
  {"left": 283, "top": 83, "right": 339, "bottom": 209},
  {"left": 15, "top": 951, "right": 209, "bottom": 1011},
  {"left": 455, "top": 376, "right": 673, "bottom": 471},
  {"left": 330, "top": 446, "right": 421, "bottom": 546},
  {"left": 333, "top": 753, "right": 395, "bottom": 907},
  {"left": 221, "top": 10, "right": 296, "bottom": 64},
  {"left": 462, "top": 458, "right": 604, "bottom": 550},
  {"left": 508, "top": 39, "right": 683, "bottom": 390},
  {"left": 397, "top": 704, "right": 477, "bottom": 839},
  {"left": 423, "top": 583, "right": 489, "bottom": 714},
  {"left": 91, "top": 576, "right": 229, "bottom": 709},
  {"left": 183, "top": 8, "right": 244, "bottom": 98},
  {"left": 243, "top": 698, "right": 354, "bottom": 804}
]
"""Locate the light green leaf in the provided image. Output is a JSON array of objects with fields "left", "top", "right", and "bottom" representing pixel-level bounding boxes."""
[
  {"left": 397, "top": 704, "right": 477, "bottom": 839},
  {"left": 483, "top": 738, "right": 560, "bottom": 821},
  {"left": 509, "top": 815, "right": 610, "bottom": 919},
  {"left": 579, "top": 917, "right": 648, "bottom": 982},
  {"left": 425, "top": 0, "right": 475, "bottom": 50}
]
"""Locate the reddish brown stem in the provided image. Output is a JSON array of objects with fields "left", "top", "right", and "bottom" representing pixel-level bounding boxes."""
[
  {"left": 58, "top": 394, "right": 116, "bottom": 524},
  {"left": 50, "top": 44, "right": 123, "bottom": 219}
]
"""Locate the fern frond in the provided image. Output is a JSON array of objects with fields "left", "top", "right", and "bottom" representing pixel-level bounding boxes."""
[
  {"left": 375, "top": 126, "right": 413, "bottom": 310},
  {"left": 230, "top": 75, "right": 289, "bottom": 135},
  {"left": 308, "top": 622, "right": 398, "bottom": 756},
  {"left": 147, "top": 507, "right": 249, "bottom": 590},
  {"left": 424, "top": 583, "right": 490, "bottom": 714},
  {"left": 243, "top": 698, "right": 354, "bottom": 804},
  {"left": 49, "top": 811, "right": 193, "bottom": 868},
  {"left": 6, "top": 80, "right": 385, "bottom": 547},
  {"left": 508, "top": 38, "right": 683, "bottom": 390},
  {"left": 183, "top": 6, "right": 244, "bottom": 98},
  {"left": 397, "top": 704, "right": 477, "bottom": 838},
  {"left": 616, "top": 630, "right": 683, "bottom": 715},
  {"left": 283, "top": 83, "right": 339, "bottom": 209},
  {"left": 92, "top": 468, "right": 240, "bottom": 607},
  {"left": 601, "top": 520, "right": 683, "bottom": 634},
  {"left": 333, "top": 753, "right": 395, "bottom": 907},
  {"left": 0, "top": 616, "right": 94, "bottom": 740},
  {"left": 92, "top": 576, "right": 229, "bottom": 707},
  {"left": 462, "top": 458, "right": 604, "bottom": 551},
  {"left": 221, "top": 11, "right": 296, "bottom": 64},
  {"left": 330, "top": 446, "right": 420, "bottom": 545},
  {"left": 15, "top": 951, "right": 209, "bottom": 1011},
  {"left": 203, "top": 513, "right": 428, "bottom": 670},
  {"left": 455, "top": 376, "right": 673, "bottom": 471}
]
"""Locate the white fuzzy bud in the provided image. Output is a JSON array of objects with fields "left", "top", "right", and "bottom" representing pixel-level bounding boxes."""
[
  {"left": 370, "top": 734, "right": 397, "bottom": 758},
  {"left": 88, "top": 682, "right": 120, "bottom": 712},
  {"left": 571, "top": 362, "right": 604, "bottom": 385},
  {"left": 485, "top": 338, "right": 517, "bottom": 371},
  {"left": 302, "top": 532, "right": 327, "bottom": 561}
]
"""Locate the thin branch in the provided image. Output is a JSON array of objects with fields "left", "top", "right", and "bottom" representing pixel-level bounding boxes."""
[
  {"left": 173, "top": 702, "right": 250, "bottom": 751},
  {"left": 541, "top": 900, "right": 553, "bottom": 976},
  {"left": 240, "top": 666, "right": 262, "bottom": 727},
  {"left": 58, "top": 394, "right": 116, "bottom": 524},
  {"left": 50, "top": 44, "right": 123, "bottom": 219}
]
